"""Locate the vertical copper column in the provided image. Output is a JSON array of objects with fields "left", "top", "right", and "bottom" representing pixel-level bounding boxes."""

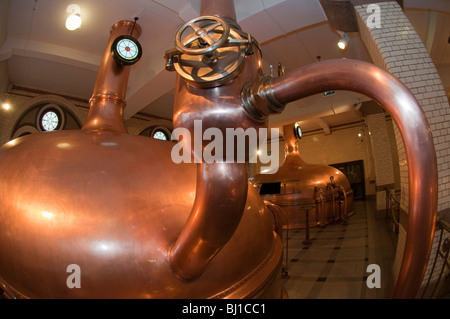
[
  {"left": 258, "top": 59, "right": 438, "bottom": 298},
  {"left": 200, "top": 0, "right": 236, "bottom": 20},
  {"left": 168, "top": 0, "right": 261, "bottom": 280},
  {"left": 82, "top": 21, "right": 141, "bottom": 133}
]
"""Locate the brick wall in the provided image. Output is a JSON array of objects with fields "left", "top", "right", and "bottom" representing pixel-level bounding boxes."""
[
  {"left": 0, "top": 91, "right": 89, "bottom": 145},
  {"left": 0, "top": 89, "right": 171, "bottom": 145}
]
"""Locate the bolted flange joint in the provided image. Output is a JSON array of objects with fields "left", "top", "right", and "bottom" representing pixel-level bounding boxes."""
[{"left": 241, "top": 76, "right": 286, "bottom": 122}]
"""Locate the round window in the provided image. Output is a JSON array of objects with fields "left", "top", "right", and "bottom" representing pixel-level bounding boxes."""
[
  {"left": 152, "top": 129, "right": 168, "bottom": 141},
  {"left": 41, "top": 111, "right": 60, "bottom": 131},
  {"left": 37, "top": 106, "right": 63, "bottom": 132}
]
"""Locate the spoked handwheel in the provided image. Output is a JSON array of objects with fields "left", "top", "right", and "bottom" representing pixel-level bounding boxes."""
[{"left": 175, "top": 16, "right": 230, "bottom": 55}]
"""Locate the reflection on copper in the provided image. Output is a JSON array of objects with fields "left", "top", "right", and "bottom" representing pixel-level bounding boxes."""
[
  {"left": 244, "top": 59, "right": 437, "bottom": 298},
  {"left": 168, "top": 2, "right": 282, "bottom": 283},
  {"left": 0, "top": 0, "right": 438, "bottom": 300},
  {"left": 0, "top": 2, "right": 284, "bottom": 299},
  {"left": 251, "top": 123, "right": 354, "bottom": 229}
]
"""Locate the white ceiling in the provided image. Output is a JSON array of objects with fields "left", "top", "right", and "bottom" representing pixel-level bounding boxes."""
[{"left": 1, "top": 0, "right": 449, "bottom": 133}]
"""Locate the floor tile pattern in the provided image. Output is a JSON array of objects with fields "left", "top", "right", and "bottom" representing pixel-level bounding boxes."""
[{"left": 282, "top": 199, "right": 397, "bottom": 299}]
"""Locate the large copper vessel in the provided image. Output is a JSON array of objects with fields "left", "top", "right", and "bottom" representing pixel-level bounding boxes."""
[
  {"left": 0, "top": 10, "right": 283, "bottom": 298},
  {"left": 0, "top": 0, "right": 438, "bottom": 299},
  {"left": 251, "top": 123, "right": 354, "bottom": 229}
]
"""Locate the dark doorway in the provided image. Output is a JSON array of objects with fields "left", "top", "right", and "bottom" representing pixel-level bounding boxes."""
[{"left": 330, "top": 160, "right": 365, "bottom": 200}]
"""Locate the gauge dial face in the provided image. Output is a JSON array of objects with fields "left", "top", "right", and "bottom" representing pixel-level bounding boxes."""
[
  {"left": 41, "top": 111, "right": 59, "bottom": 131},
  {"left": 111, "top": 35, "right": 142, "bottom": 65},
  {"left": 116, "top": 38, "right": 139, "bottom": 60}
]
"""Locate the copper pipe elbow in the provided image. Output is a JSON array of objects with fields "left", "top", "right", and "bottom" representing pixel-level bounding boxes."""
[
  {"left": 258, "top": 59, "right": 437, "bottom": 298},
  {"left": 169, "top": 163, "right": 249, "bottom": 279}
]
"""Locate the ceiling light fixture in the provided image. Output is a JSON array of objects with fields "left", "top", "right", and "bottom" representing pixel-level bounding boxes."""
[
  {"left": 337, "top": 31, "right": 349, "bottom": 50},
  {"left": 1, "top": 102, "right": 11, "bottom": 111},
  {"left": 66, "top": 4, "right": 82, "bottom": 31}
]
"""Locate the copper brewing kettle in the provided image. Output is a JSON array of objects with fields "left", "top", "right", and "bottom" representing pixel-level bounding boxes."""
[
  {"left": 0, "top": 0, "right": 439, "bottom": 299},
  {"left": 0, "top": 15, "right": 283, "bottom": 298},
  {"left": 251, "top": 123, "right": 354, "bottom": 229}
]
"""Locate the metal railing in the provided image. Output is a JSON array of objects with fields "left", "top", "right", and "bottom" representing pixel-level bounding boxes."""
[
  {"left": 385, "top": 187, "right": 401, "bottom": 235},
  {"left": 420, "top": 216, "right": 450, "bottom": 299}
]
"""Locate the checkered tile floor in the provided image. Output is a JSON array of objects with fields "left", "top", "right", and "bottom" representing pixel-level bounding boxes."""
[{"left": 282, "top": 199, "right": 397, "bottom": 299}]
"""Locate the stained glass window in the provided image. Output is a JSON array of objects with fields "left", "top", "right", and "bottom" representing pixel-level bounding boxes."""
[
  {"left": 41, "top": 111, "right": 59, "bottom": 131},
  {"left": 153, "top": 129, "right": 168, "bottom": 141}
]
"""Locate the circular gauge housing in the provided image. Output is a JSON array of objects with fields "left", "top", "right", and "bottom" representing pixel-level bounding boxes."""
[{"left": 111, "top": 35, "right": 142, "bottom": 65}]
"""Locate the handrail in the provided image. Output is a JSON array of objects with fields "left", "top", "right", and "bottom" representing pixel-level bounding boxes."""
[
  {"left": 438, "top": 218, "right": 450, "bottom": 233},
  {"left": 385, "top": 186, "right": 400, "bottom": 229},
  {"left": 420, "top": 216, "right": 450, "bottom": 298}
]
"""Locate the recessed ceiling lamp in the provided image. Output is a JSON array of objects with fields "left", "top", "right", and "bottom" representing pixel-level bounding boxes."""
[
  {"left": 1, "top": 102, "right": 10, "bottom": 111},
  {"left": 66, "top": 4, "right": 82, "bottom": 31},
  {"left": 337, "top": 31, "right": 349, "bottom": 50}
]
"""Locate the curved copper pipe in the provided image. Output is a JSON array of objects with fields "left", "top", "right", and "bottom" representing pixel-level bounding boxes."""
[
  {"left": 254, "top": 59, "right": 437, "bottom": 298},
  {"left": 82, "top": 20, "right": 142, "bottom": 133},
  {"left": 169, "top": 162, "right": 249, "bottom": 279}
]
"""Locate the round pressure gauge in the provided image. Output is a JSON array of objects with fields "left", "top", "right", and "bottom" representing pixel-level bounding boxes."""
[{"left": 111, "top": 35, "right": 142, "bottom": 65}]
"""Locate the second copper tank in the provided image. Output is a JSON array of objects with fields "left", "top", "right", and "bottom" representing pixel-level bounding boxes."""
[{"left": 251, "top": 123, "right": 354, "bottom": 229}]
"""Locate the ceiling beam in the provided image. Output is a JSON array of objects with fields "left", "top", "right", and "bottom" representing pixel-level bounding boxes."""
[
  {"left": 0, "top": 37, "right": 101, "bottom": 70},
  {"left": 317, "top": 117, "right": 331, "bottom": 135}
]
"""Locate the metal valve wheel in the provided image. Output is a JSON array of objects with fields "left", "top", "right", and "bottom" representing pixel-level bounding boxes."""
[{"left": 175, "top": 15, "right": 230, "bottom": 55}]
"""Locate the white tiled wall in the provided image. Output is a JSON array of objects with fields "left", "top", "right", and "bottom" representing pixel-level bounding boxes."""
[
  {"left": 367, "top": 113, "right": 395, "bottom": 185},
  {"left": 355, "top": 1, "right": 450, "bottom": 213},
  {"left": 367, "top": 113, "right": 396, "bottom": 210}
]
